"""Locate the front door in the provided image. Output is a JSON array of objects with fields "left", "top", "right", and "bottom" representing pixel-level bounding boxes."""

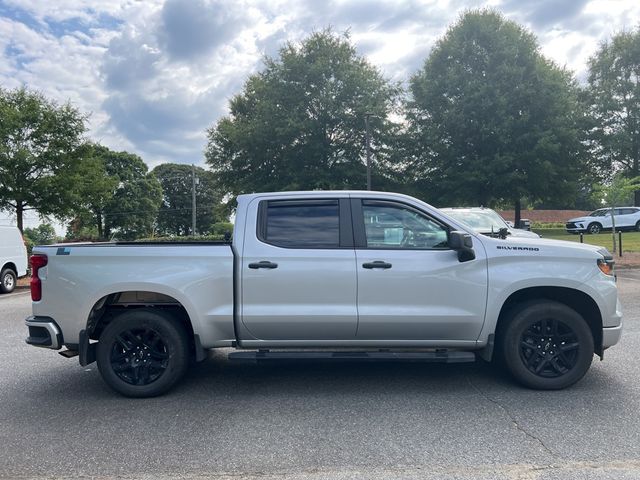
[
  {"left": 353, "top": 199, "right": 488, "bottom": 341},
  {"left": 240, "top": 197, "right": 358, "bottom": 341}
]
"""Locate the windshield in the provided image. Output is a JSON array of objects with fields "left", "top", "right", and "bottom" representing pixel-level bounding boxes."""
[
  {"left": 589, "top": 209, "right": 608, "bottom": 217},
  {"left": 444, "top": 209, "right": 509, "bottom": 232}
]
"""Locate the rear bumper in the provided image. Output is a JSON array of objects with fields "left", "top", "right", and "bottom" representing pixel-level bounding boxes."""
[{"left": 25, "top": 316, "right": 63, "bottom": 350}]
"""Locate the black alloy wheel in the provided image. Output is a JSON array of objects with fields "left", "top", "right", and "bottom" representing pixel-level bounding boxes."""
[
  {"left": 500, "top": 300, "right": 594, "bottom": 390},
  {"left": 109, "top": 327, "right": 170, "bottom": 386},
  {"left": 96, "top": 308, "right": 189, "bottom": 397},
  {"left": 519, "top": 318, "right": 579, "bottom": 378}
]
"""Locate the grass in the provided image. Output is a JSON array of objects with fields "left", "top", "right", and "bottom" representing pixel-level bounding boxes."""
[{"left": 534, "top": 228, "right": 640, "bottom": 252}]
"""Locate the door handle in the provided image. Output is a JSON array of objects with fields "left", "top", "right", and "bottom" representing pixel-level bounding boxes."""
[
  {"left": 248, "top": 261, "right": 278, "bottom": 269},
  {"left": 362, "top": 261, "right": 392, "bottom": 269}
]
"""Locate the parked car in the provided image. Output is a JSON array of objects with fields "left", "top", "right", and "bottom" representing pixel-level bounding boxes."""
[
  {"left": 0, "top": 226, "right": 28, "bottom": 293},
  {"left": 25, "top": 191, "right": 621, "bottom": 397},
  {"left": 566, "top": 207, "right": 640, "bottom": 234},
  {"left": 440, "top": 207, "right": 540, "bottom": 238}
]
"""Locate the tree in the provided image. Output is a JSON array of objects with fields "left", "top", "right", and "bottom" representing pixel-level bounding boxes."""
[
  {"left": 152, "top": 163, "right": 223, "bottom": 236},
  {"left": 0, "top": 86, "right": 86, "bottom": 232},
  {"left": 71, "top": 145, "right": 162, "bottom": 240},
  {"left": 205, "top": 30, "right": 401, "bottom": 199},
  {"left": 407, "top": 10, "right": 587, "bottom": 224},
  {"left": 23, "top": 223, "right": 57, "bottom": 245},
  {"left": 586, "top": 28, "right": 640, "bottom": 206}
]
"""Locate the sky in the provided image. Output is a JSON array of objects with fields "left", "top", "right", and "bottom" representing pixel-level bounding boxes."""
[{"left": 0, "top": 0, "right": 638, "bottom": 230}]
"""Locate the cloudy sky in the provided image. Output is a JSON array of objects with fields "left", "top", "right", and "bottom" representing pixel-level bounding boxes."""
[{"left": 0, "top": 0, "right": 638, "bottom": 177}]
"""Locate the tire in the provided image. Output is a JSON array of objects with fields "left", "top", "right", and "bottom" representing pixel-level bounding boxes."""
[
  {"left": 500, "top": 300, "right": 594, "bottom": 390},
  {"left": 636, "top": 221, "right": 640, "bottom": 232},
  {"left": 96, "top": 309, "right": 189, "bottom": 397},
  {"left": 587, "top": 223, "right": 602, "bottom": 234},
  {"left": 0, "top": 268, "right": 16, "bottom": 294}
]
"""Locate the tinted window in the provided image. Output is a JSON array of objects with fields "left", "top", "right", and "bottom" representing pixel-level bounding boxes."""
[
  {"left": 620, "top": 208, "right": 638, "bottom": 215},
  {"left": 264, "top": 201, "right": 340, "bottom": 248},
  {"left": 362, "top": 202, "right": 448, "bottom": 249}
]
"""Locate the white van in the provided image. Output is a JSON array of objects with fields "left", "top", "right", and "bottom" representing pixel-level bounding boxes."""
[{"left": 0, "top": 226, "right": 28, "bottom": 293}]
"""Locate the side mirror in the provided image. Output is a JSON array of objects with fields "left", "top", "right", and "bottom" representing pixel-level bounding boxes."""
[{"left": 449, "top": 231, "right": 475, "bottom": 262}]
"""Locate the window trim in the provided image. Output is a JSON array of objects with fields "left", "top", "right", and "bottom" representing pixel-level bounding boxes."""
[
  {"left": 256, "top": 198, "right": 354, "bottom": 249},
  {"left": 352, "top": 198, "right": 452, "bottom": 250}
]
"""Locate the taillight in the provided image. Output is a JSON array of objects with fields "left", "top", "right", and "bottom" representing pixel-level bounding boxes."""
[{"left": 30, "top": 254, "right": 48, "bottom": 301}]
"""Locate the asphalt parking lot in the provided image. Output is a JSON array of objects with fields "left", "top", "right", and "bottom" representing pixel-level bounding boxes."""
[{"left": 1, "top": 273, "right": 639, "bottom": 480}]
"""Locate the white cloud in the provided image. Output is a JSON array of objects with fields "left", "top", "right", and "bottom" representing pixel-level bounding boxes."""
[{"left": 1, "top": 0, "right": 639, "bottom": 170}]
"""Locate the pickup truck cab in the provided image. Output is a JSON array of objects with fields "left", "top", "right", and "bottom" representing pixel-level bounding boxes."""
[{"left": 25, "top": 191, "right": 622, "bottom": 397}]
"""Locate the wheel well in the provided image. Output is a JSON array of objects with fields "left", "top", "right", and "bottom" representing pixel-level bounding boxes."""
[
  {"left": 496, "top": 287, "right": 603, "bottom": 357},
  {"left": 1, "top": 262, "right": 17, "bottom": 274},
  {"left": 86, "top": 291, "right": 196, "bottom": 354}
]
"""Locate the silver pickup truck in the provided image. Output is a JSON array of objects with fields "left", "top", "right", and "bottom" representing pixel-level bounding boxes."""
[{"left": 25, "top": 191, "right": 622, "bottom": 397}]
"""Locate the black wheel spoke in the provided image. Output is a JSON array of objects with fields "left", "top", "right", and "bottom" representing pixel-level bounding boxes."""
[
  {"left": 519, "top": 317, "right": 579, "bottom": 379},
  {"left": 110, "top": 327, "right": 168, "bottom": 386},
  {"left": 560, "top": 342, "right": 579, "bottom": 352}
]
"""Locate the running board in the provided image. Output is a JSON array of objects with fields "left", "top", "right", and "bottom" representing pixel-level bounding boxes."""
[{"left": 228, "top": 350, "right": 476, "bottom": 364}]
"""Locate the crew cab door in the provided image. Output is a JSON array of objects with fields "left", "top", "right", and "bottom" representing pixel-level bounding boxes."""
[
  {"left": 352, "top": 199, "right": 488, "bottom": 342},
  {"left": 240, "top": 197, "right": 357, "bottom": 340}
]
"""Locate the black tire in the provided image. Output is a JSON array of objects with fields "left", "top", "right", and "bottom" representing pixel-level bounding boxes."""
[
  {"left": 587, "top": 223, "right": 602, "bottom": 234},
  {"left": 636, "top": 221, "right": 640, "bottom": 232},
  {"left": 500, "top": 300, "right": 594, "bottom": 390},
  {"left": 96, "top": 309, "right": 189, "bottom": 397},
  {"left": 0, "top": 268, "right": 16, "bottom": 294}
]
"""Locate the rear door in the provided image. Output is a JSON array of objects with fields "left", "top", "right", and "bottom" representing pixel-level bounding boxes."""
[
  {"left": 240, "top": 197, "right": 358, "bottom": 340},
  {"left": 353, "top": 198, "right": 488, "bottom": 342}
]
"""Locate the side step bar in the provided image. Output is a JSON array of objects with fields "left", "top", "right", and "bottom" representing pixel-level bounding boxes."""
[{"left": 228, "top": 350, "right": 476, "bottom": 364}]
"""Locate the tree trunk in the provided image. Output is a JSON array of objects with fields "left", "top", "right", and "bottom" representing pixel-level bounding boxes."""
[
  {"left": 611, "top": 207, "right": 617, "bottom": 253},
  {"left": 96, "top": 211, "right": 103, "bottom": 239},
  {"left": 514, "top": 199, "right": 521, "bottom": 228},
  {"left": 16, "top": 203, "right": 23, "bottom": 233},
  {"left": 635, "top": 188, "right": 640, "bottom": 207}
]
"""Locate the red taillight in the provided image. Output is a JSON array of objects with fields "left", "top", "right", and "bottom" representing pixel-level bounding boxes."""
[{"left": 30, "top": 254, "right": 48, "bottom": 301}]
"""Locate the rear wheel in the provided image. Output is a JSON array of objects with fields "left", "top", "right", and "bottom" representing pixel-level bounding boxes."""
[
  {"left": 587, "top": 223, "right": 602, "bottom": 234},
  {"left": 96, "top": 309, "right": 189, "bottom": 397},
  {"left": 500, "top": 301, "right": 594, "bottom": 390},
  {"left": 0, "top": 268, "right": 16, "bottom": 293}
]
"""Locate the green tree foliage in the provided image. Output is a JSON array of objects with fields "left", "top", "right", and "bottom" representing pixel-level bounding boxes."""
[
  {"left": 70, "top": 145, "right": 162, "bottom": 240},
  {"left": 585, "top": 28, "right": 640, "bottom": 206},
  {"left": 23, "top": 223, "right": 57, "bottom": 245},
  {"left": 0, "top": 86, "right": 86, "bottom": 232},
  {"left": 205, "top": 30, "right": 401, "bottom": 199},
  {"left": 407, "top": 10, "right": 586, "bottom": 223},
  {"left": 152, "top": 163, "right": 224, "bottom": 235}
]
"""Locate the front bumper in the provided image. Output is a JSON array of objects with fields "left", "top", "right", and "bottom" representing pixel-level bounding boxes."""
[
  {"left": 603, "top": 323, "right": 623, "bottom": 349},
  {"left": 25, "top": 316, "right": 63, "bottom": 350}
]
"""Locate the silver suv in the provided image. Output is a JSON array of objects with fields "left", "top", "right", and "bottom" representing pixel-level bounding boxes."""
[{"left": 566, "top": 207, "right": 640, "bottom": 234}]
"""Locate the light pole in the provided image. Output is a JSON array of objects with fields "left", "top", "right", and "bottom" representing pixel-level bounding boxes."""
[{"left": 365, "top": 113, "right": 373, "bottom": 190}]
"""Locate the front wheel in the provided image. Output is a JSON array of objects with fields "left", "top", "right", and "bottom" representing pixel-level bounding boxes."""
[
  {"left": 587, "top": 223, "right": 602, "bottom": 234},
  {"left": 96, "top": 309, "right": 189, "bottom": 397},
  {"left": 0, "top": 268, "right": 16, "bottom": 293},
  {"left": 636, "top": 221, "right": 640, "bottom": 232},
  {"left": 500, "top": 301, "right": 594, "bottom": 390}
]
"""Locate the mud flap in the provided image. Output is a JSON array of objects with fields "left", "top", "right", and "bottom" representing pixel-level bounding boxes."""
[{"left": 78, "top": 329, "right": 96, "bottom": 367}]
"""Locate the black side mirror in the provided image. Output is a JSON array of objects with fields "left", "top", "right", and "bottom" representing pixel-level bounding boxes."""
[
  {"left": 449, "top": 231, "right": 476, "bottom": 262},
  {"left": 498, "top": 227, "right": 509, "bottom": 239}
]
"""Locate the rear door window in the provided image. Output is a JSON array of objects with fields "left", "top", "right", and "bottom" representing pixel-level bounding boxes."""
[{"left": 261, "top": 200, "right": 341, "bottom": 248}]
